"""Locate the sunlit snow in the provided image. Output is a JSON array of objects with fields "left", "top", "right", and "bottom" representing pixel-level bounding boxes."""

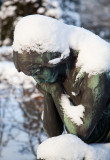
[
  {"left": 13, "top": 14, "right": 110, "bottom": 75},
  {"left": 61, "top": 94, "right": 85, "bottom": 126},
  {"left": 37, "top": 134, "right": 110, "bottom": 160}
]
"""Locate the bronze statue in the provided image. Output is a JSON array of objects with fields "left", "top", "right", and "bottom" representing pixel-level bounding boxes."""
[
  {"left": 12, "top": 14, "right": 110, "bottom": 159},
  {"left": 13, "top": 48, "right": 110, "bottom": 144}
]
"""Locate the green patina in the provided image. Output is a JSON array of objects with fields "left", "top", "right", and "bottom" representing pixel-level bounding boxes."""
[
  {"left": 33, "top": 52, "right": 57, "bottom": 65},
  {"left": 88, "top": 74, "right": 101, "bottom": 102},
  {"left": 64, "top": 113, "right": 77, "bottom": 134},
  {"left": 85, "top": 119, "right": 91, "bottom": 131},
  {"left": 53, "top": 95, "right": 76, "bottom": 134},
  {"left": 46, "top": 52, "right": 52, "bottom": 59},
  {"left": 74, "top": 50, "right": 79, "bottom": 56},
  {"left": 31, "top": 66, "right": 59, "bottom": 84},
  {"left": 106, "top": 72, "right": 110, "bottom": 80},
  {"left": 50, "top": 84, "right": 58, "bottom": 94},
  {"left": 88, "top": 74, "right": 100, "bottom": 90},
  {"left": 94, "top": 86, "right": 105, "bottom": 102},
  {"left": 34, "top": 55, "right": 43, "bottom": 64}
]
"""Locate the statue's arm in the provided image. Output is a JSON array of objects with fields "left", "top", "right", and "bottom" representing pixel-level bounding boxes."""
[
  {"left": 40, "top": 83, "right": 80, "bottom": 136},
  {"left": 78, "top": 73, "right": 110, "bottom": 142},
  {"left": 36, "top": 84, "right": 64, "bottom": 137},
  {"left": 42, "top": 73, "right": 109, "bottom": 142}
]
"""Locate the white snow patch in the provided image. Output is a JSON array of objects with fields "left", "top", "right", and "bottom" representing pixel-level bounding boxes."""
[
  {"left": 37, "top": 134, "right": 110, "bottom": 160},
  {"left": 72, "top": 91, "right": 77, "bottom": 96},
  {"left": 61, "top": 94, "right": 85, "bottom": 126},
  {"left": 90, "top": 143, "right": 110, "bottom": 160},
  {"left": 68, "top": 26, "right": 110, "bottom": 75},
  {"left": 13, "top": 15, "right": 69, "bottom": 58},
  {"left": 13, "top": 14, "right": 110, "bottom": 75},
  {"left": 37, "top": 134, "right": 87, "bottom": 160}
]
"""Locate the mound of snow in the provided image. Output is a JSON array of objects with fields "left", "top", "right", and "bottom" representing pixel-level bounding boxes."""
[{"left": 37, "top": 134, "right": 110, "bottom": 160}]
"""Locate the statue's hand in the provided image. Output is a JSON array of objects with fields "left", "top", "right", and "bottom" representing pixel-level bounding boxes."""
[
  {"left": 36, "top": 83, "right": 49, "bottom": 95},
  {"left": 37, "top": 82, "right": 61, "bottom": 95}
]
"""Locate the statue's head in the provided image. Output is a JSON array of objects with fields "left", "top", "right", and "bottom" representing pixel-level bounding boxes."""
[
  {"left": 13, "top": 50, "right": 64, "bottom": 84},
  {"left": 13, "top": 15, "right": 77, "bottom": 84}
]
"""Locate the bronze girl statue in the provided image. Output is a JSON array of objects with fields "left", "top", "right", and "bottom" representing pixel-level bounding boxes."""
[{"left": 13, "top": 14, "right": 110, "bottom": 159}]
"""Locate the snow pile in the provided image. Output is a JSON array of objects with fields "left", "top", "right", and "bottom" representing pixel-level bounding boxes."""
[
  {"left": 37, "top": 134, "right": 88, "bottom": 160},
  {"left": 13, "top": 14, "right": 110, "bottom": 75},
  {"left": 37, "top": 134, "right": 110, "bottom": 160},
  {"left": 61, "top": 94, "right": 85, "bottom": 126},
  {"left": 68, "top": 26, "right": 110, "bottom": 75},
  {"left": 13, "top": 15, "right": 70, "bottom": 59}
]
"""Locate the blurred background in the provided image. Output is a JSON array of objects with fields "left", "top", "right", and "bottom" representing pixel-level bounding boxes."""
[{"left": 0, "top": 0, "right": 110, "bottom": 160}]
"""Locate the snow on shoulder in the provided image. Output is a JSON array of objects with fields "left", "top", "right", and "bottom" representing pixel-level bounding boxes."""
[{"left": 13, "top": 14, "right": 110, "bottom": 75}]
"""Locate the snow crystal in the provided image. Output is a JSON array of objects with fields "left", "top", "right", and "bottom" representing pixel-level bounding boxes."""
[
  {"left": 13, "top": 14, "right": 110, "bottom": 75},
  {"left": 37, "top": 134, "right": 110, "bottom": 160},
  {"left": 61, "top": 94, "right": 85, "bottom": 126}
]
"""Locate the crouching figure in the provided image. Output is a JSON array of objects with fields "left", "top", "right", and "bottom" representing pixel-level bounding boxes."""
[{"left": 13, "top": 14, "right": 110, "bottom": 160}]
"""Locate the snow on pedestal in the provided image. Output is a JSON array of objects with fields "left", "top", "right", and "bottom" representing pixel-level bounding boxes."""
[
  {"left": 37, "top": 134, "right": 110, "bottom": 160},
  {"left": 37, "top": 134, "right": 88, "bottom": 160}
]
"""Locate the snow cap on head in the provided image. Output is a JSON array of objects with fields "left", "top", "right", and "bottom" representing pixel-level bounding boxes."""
[
  {"left": 13, "top": 14, "right": 110, "bottom": 75},
  {"left": 12, "top": 14, "right": 70, "bottom": 60}
]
